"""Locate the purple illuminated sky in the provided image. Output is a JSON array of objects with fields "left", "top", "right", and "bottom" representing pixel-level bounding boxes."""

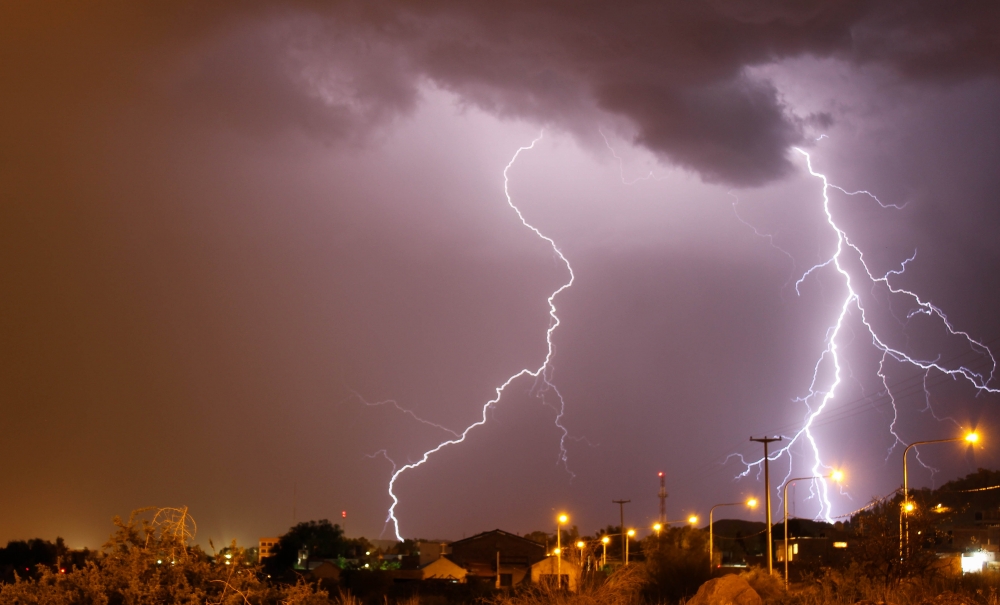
[{"left": 4, "top": 2, "right": 1000, "bottom": 548}]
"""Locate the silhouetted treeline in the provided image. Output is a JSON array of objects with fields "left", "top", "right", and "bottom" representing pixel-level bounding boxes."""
[{"left": 0, "top": 537, "right": 91, "bottom": 582}]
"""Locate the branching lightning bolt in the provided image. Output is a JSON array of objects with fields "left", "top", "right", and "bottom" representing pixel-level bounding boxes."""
[
  {"left": 600, "top": 128, "right": 670, "bottom": 185},
  {"left": 734, "top": 147, "right": 998, "bottom": 520},
  {"left": 348, "top": 391, "right": 461, "bottom": 438},
  {"left": 382, "top": 132, "right": 575, "bottom": 540}
]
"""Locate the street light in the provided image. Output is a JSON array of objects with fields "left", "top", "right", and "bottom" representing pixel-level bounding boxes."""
[
  {"left": 653, "top": 522, "right": 662, "bottom": 537},
  {"left": 782, "top": 471, "right": 843, "bottom": 589},
  {"left": 576, "top": 540, "right": 585, "bottom": 565},
  {"left": 557, "top": 513, "right": 568, "bottom": 578},
  {"left": 601, "top": 536, "right": 610, "bottom": 568},
  {"left": 625, "top": 529, "right": 635, "bottom": 565},
  {"left": 901, "top": 432, "right": 979, "bottom": 557},
  {"left": 688, "top": 515, "right": 699, "bottom": 525},
  {"left": 708, "top": 498, "right": 758, "bottom": 574}
]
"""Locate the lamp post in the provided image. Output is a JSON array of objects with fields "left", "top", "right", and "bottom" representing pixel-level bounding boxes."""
[
  {"left": 653, "top": 522, "right": 662, "bottom": 538},
  {"left": 782, "top": 471, "right": 843, "bottom": 589},
  {"left": 708, "top": 498, "right": 757, "bottom": 574},
  {"left": 557, "top": 514, "right": 568, "bottom": 578},
  {"left": 901, "top": 432, "right": 979, "bottom": 558},
  {"left": 601, "top": 536, "right": 609, "bottom": 568},
  {"left": 625, "top": 529, "right": 635, "bottom": 565}
]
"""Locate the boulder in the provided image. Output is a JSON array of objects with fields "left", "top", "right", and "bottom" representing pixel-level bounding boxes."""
[{"left": 687, "top": 575, "right": 762, "bottom": 605}]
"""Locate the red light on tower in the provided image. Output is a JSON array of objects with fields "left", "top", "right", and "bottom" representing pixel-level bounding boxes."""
[
  {"left": 342, "top": 510, "right": 347, "bottom": 518},
  {"left": 658, "top": 472, "right": 663, "bottom": 477}
]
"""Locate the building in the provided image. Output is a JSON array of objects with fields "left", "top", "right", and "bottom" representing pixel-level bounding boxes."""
[
  {"left": 772, "top": 518, "right": 852, "bottom": 570},
  {"left": 421, "top": 556, "right": 468, "bottom": 582},
  {"left": 418, "top": 541, "right": 451, "bottom": 567},
  {"left": 258, "top": 537, "right": 280, "bottom": 562},
  {"left": 448, "top": 530, "right": 546, "bottom": 586},
  {"left": 310, "top": 561, "right": 342, "bottom": 582},
  {"left": 530, "top": 556, "right": 582, "bottom": 592}
]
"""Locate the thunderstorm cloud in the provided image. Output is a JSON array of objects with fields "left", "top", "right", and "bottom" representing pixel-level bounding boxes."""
[{"left": 3, "top": 1, "right": 1000, "bottom": 545}]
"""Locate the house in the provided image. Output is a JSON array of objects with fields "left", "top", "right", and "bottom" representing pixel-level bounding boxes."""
[
  {"left": 448, "top": 529, "right": 546, "bottom": 586},
  {"left": 530, "top": 556, "right": 582, "bottom": 592},
  {"left": 775, "top": 537, "right": 830, "bottom": 562},
  {"left": 421, "top": 556, "right": 467, "bottom": 582},
  {"left": 418, "top": 541, "right": 451, "bottom": 567},
  {"left": 310, "top": 561, "right": 341, "bottom": 582}
]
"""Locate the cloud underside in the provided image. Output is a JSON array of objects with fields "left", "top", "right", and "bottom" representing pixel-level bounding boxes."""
[{"left": 12, "top": 1, "right": 1000, "bottom": 186}]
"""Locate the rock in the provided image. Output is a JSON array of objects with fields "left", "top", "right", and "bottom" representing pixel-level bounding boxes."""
[{"left": 687, "top": 575, "right": 762, "bottom": 605}]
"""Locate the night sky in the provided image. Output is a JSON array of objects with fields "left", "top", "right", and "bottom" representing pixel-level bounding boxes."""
[{"left": 4, "top": 2, "right": 1000, "bottom": 549}]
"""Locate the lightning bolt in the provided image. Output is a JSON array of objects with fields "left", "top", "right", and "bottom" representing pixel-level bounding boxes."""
[
  {"left": 382, "top": 132, "right": 575, "bottom": 540},
  {"left": 599, "top": 128, "right": 670, "bottom": 185},
  {"left": 728, "top": 190, "right": 797, "bottom": 292},
  {"left": 348, "top": 391, "right": 461, "bottom": 438},
  {"left": 736, "top": 147, "right": 998, "bottom": 520}
]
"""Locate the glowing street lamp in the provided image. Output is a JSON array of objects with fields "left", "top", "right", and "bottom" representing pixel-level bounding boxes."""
[
  {"left": 601, "top": 536, "right": 610, "bottom": 568},
  {"left": 708, "top": 498, "right": 758, "bottom": 574},
  {"left": 625, "top": 529, "right": 635, "bottom": 565},
  {"left": 901, "top": 432, "right": 979, "bottom": 557},
  {"left": 782, "top": 471, "right": 843, "bottom": 589},
  {"left": 688, "top": 515, "right": 699, "bottom": 525},
  {"left": 576, "top": 540, "right": 585, "bottom": 565},
  {"left": 653, "top": 522, "right": 662, "bottom": 537}
]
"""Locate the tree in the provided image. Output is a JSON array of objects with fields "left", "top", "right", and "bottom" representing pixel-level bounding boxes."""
[
  {"left": 523, "top": 531, "right": 551, "bottom": 547},
  {"left": 641, "top": 525, "right": 710, "bottom": 603},
  {"left": 0, "top": 508, "right": 329, "bottom": 604},
  {"left": 265, "top": 520, "right": 346, "bottom": 575},
  {"left": 849, "top": 495, "right": 943, "bottom": 587},
  {"left": 0, "top": 538, "right": 70, "bottom": 581}
]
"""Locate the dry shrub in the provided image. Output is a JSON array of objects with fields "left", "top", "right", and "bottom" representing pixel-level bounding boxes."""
[
  {"left": 329, "top": 589, "right": 365, "bottom": 605},
  {"left": 488, "top": 566, "right": 645, "bottom": 605},
  {"left": 751, "top": 565, "right": 1000, "bottom": 605}
]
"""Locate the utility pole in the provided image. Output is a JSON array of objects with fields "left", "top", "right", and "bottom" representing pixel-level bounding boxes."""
[
  {"left": 750, "top": 436, "right": 782, "bottom": 575},
  {"left": 658, "top": 472, "right": 667, "bottom": 526},
  {"left": 613, "top": 499, "right": 630, "bottom": 565}
]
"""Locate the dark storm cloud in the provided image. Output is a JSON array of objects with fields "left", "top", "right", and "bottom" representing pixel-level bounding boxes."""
[
  {"left": 10, "top": 2, "right": 994, "bottom": 185},
  {"left": 3, "top": 0, "right": 1000, "bottom": 546},
  {"left": 125, "top": 0, "right": 995, "bottom": 186}
]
